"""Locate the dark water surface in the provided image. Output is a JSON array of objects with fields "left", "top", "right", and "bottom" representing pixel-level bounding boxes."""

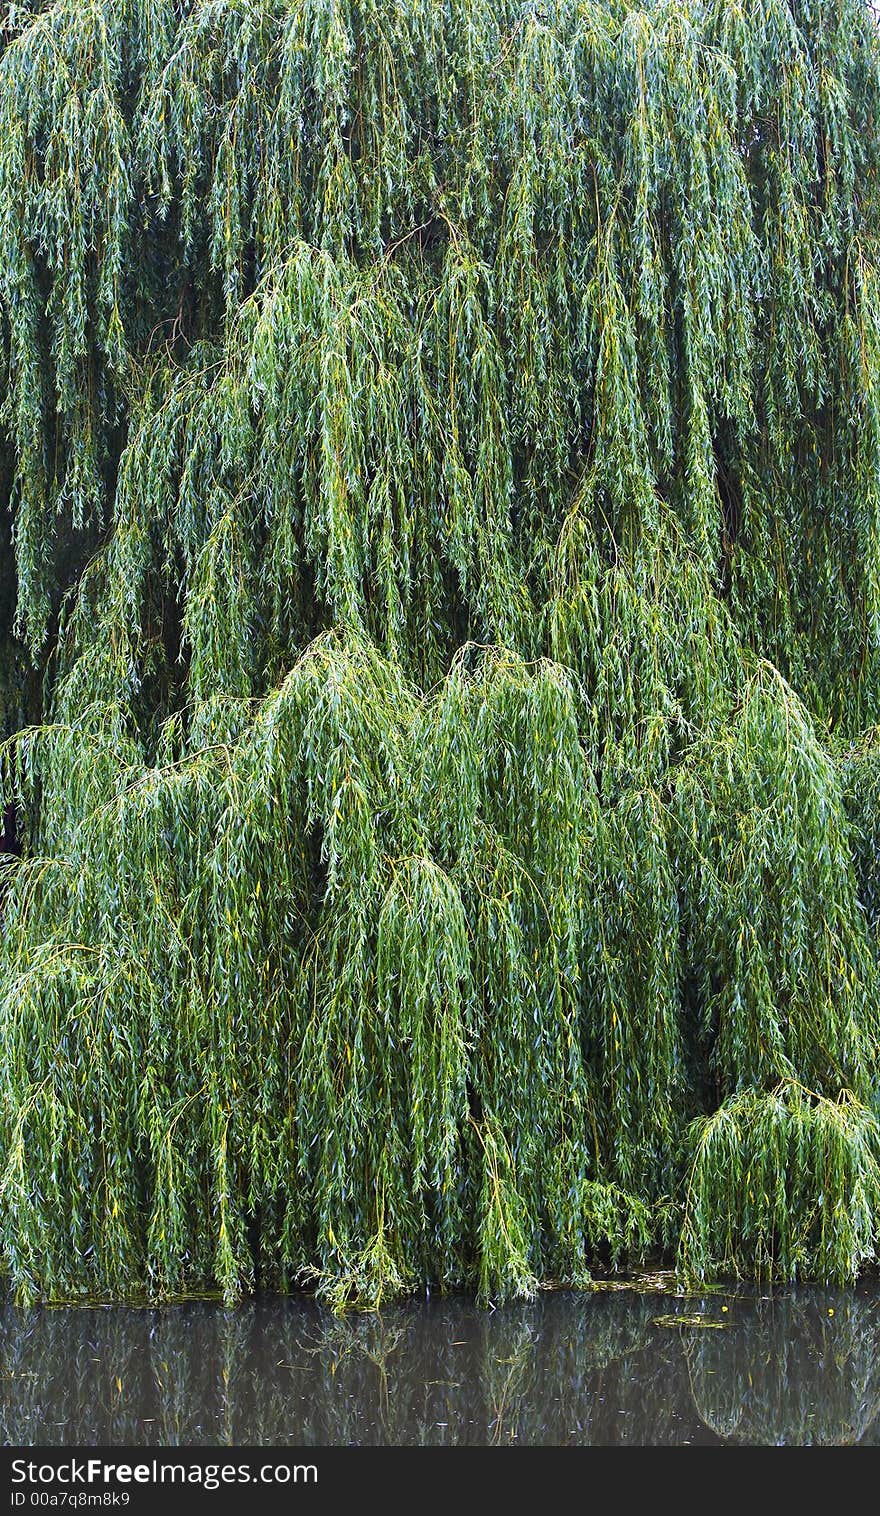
[{"left": 2, "top": 1284, "right": 880, "bottom": 1446}]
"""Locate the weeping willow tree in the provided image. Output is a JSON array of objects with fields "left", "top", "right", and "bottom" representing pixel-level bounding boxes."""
[{"left": 1, "top": 0, "right": 880, "bottom": 1306}]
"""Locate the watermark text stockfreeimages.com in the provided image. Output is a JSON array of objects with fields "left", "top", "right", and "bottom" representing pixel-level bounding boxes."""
[{"left": 9, "top": 1458, "right": 316, "bottom": 1497}]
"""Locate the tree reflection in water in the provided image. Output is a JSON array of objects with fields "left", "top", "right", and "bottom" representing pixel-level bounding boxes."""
[{"left": 2, "top": 1288, "right": 879, "bottom": 1446}]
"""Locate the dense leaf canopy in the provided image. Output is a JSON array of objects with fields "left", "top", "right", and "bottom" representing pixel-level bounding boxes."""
[{"left": 1, "top": 0, "right": 880, "bottom": 1304}]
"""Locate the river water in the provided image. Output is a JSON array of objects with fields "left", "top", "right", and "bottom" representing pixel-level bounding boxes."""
[{"left": 2, "top": 1284, "right": 879, "bottom": 1446}]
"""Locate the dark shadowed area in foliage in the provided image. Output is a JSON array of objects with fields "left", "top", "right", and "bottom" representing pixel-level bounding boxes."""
[{"left": 2, "top": 0, "right": 880, "bottom": 1307}]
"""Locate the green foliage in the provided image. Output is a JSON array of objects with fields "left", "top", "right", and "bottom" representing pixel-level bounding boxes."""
[
  {"left": 675, "top": 666, "right": 878, "bottom": 1098},
  {"left": 679, "top": 1083, "right": 880, "bottom": 1284},
  {"left": 1, "top": 0, "right": 880, "bottom": 1303}
]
